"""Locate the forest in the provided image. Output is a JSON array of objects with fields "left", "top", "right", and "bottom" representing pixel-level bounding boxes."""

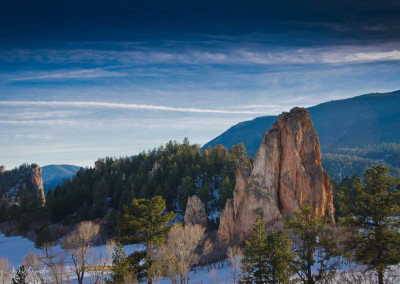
[{"left": 0, "top": 139, "right": 248, "bottom": 242}]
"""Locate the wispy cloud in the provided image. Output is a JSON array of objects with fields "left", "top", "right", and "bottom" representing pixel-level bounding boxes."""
[
  {"left": 0, "top": 101, "right": 264, "bottom": 114},
  {"left": 0, "top": 117, "right": 242, "bottom": 131},
  {"left": 6, "top": 68, "right": 127, "bottom": 82},
  {"left": 0, "top": 110, "right": 86, "bottom": 120},
  {"left": 2, "top": 44, "right": 400, "bottom": 66},
  {"left": 0, "top": 119, "right": 82, "bottom": 126}
]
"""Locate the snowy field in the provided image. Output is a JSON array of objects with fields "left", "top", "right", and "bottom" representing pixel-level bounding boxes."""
[
  {"left": 0, "top": 232, "right": 233, "bottom": 283},
  {"left": 0, "top": 232, "right": 39, "bottom": 267},
  {"left": 1, "top": 232, "right": 400, "bottom": 283}
]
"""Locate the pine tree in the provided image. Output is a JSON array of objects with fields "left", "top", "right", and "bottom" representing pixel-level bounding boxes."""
[
  {"left": 12, "top": 265, "right": 27, "bottom": 284},
  {"left": 339, "top": 165, "right": 400, "bottom": 284},
  {"left": 265, "top": 230, "right": 296, "bottom": 283},
  {"left": 285, "top": 204, "right": 340, "bottom": 284},
  {"left": 218, "top": 176, "right": 233, "bottom": 209},
  {"left": 240, "top": 216, "right": 268, "bottom": 283},
  {"left": 107, "top": 243, "right": 132, "bottom": 283},
  {"left": 198, "top": 183, "right": 211, "bottom": 211},
  {"left": 118, "top": 196, "right": 176, "bottom": 283},
  {"left": 179, "top": 176, "right": 195, "bottom": 212}
]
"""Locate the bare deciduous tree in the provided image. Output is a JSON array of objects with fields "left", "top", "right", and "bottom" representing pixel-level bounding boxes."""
[
  {"left": 62, "top": 221, "right": 100, "bottom": 284},
  {"left": 37, "top": 243, "right": 67, "bottom": 284},
  {"left": 330, "top": 266, "right": 400, "bottom": 284},
  {"left": 0, "top": 257, "right": 13, "bottom": 284},
  {"left": 227, "top": 246, "right": 243, "bottom": 284},
  {"left": 87, "top": 240, "right": 114, "bottom": 284},
  {"left": 157, "top": 223, "right": 212, "bottom": 284},
  {"left": 147, "top": 249, "right": 164, "bottom": 284},
  {"left": 23, "top": 249, "right": 46, "bottom": 284}
]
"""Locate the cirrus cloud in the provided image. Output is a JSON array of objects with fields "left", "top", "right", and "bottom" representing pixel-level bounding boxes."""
[{"left": 0, "top": 101, "right": 264, "bottom": 114}]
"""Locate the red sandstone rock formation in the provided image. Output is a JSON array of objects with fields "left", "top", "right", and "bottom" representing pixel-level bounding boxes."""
[
  {"left": 184, "top": 195, "right": 207, "bottom": 227},
  {"left": 218, "top": 107, "right": 335, "bottom": 244},
  {"left": 30, "top": 164, "right": 46, "bottom": 206}
]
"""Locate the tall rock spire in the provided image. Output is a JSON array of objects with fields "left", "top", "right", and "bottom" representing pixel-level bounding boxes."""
[
  {"left": 30, "top": 164, "right": 46, "bottom": 206},
  {"left": 218, "top": 107, "right": 335, "bottom": 244}
]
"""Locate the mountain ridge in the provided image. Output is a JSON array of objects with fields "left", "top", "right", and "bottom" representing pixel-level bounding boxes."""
[{"left": 203, "top": 90, "right": 400, "bottom": 156}]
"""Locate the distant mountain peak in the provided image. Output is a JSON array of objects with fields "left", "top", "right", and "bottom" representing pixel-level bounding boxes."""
[{"left": 42, "top": 164, "right": 81, "bottom": 192}]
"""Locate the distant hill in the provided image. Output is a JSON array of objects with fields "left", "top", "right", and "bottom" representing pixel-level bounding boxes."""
[
  {"left": 42, "top": 165, "right": 81, "bottom": 192},
  {"left": 203, "top": 90, "right": 400, "bottom": 180}
]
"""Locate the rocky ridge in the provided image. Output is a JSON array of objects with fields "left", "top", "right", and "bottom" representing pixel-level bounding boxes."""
[{"left": 218, "top": 107, "right": 335, "bottom": 243}]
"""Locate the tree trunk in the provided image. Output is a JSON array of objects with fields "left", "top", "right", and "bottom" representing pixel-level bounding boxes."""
[{"left": 378, "top": 268, "right": 384, "bottom": 284}]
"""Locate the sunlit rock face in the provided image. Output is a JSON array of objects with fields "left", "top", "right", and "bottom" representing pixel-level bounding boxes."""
[
  {"left": 30, "top": 164, "right": 46, "bottom": 206},
  {"left": 218, "top": 107, "right": 335, "bottom": 244},
  {"left": 184, "top": 195, "right": 207, "bottom": 227}
]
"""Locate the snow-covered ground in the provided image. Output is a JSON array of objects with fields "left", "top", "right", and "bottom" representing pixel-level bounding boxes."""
[
  {"left": 0, "top": 232, "right": 39, "bottom": 267},
  {"left": 1, "top": 232, "right": 400, "bottom": 283},
  {"left": 0, "top": 232, "right": 234, "bottom": 283}
]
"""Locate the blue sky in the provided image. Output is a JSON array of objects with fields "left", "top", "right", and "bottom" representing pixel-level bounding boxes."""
[{"left": 1, "top": 0, "right": 400, "bottom": 168}]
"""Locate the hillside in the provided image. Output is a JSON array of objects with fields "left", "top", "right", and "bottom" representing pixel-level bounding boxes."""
[
  {"left": 203, "top": 90, "right": 400, "bottom": 180},
  {"left": 42, "top": 164, "right": 81, "bottom": 192},
  {"left": 0, "top": 164, "right": 45, "bottom": 224}
]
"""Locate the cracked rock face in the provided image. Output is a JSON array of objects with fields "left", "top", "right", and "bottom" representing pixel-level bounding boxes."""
[
  {"left": 184, "top": 195, "right": 207, "bottom": 227},
  {"left": 218, "top": 107, "right": 335, "bottom": 244}
]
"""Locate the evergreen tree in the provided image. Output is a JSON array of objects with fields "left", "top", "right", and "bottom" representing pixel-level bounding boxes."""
[
  {"left": 285, "top": 204, "right": 340, "bottom": 284},
  {"left": 198, "top": 183, "right": 211, "bottom": 211},
  {"left": 92, "top": 177, "right": 110, "bottom": 218},
  {"left": 179, "top": 176, "right": 195, "bottom": 212},
  {"left": 333, "top": 176, "right": 358, "bottom": 220},
  {"left": 339, "top": 165, "right": 400, "bottom": 284},
  {"left": 34, "top": 225, "right": 55, "bottom": 248},
  {"left": 218, "top": 176, "right": 233, "bottom": 209},
  {"left": 17, "top": 213, "right": 30, "bottom": 234},
  {"left": 107, "top": 242, "right": 132, "bottom": 283},
  {"left": 12, "top": 265, "right": 27, "bottom": 284},
  {"left": 265, "top": 230, "right": 296, "bottom": 283},
  {"left": 240, "top": 216, "right": 268, "bottom": 283},
  {"left": 118, "top": 196, "right": 176, "bottom": 283}
]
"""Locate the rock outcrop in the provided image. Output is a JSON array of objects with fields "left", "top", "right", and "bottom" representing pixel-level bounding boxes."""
[
  {"left": 184, "top": 195, "right": 207, "bottom": 227},
  {"left": 0, "top": 164, "right": 45, "bottom": 207},
  {"left": 149, "top": 162, "right": 162, "bottom": 178},
  {"left": 0, "top": 166, "right": 5, "bottom": 174},
  {"left": 31, "top": 164, "right": 46, "bottom": 206},
  {"left": 218, "top": 107, "right": 335, "bottom": 244}
]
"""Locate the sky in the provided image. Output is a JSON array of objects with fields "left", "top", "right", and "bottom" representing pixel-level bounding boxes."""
[{"left": 1, "top": 0, "right": 400, "bottom": 168}]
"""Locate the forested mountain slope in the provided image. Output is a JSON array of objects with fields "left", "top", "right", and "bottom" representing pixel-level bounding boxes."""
[{"left": 44, "top": 140, "right": 248, "bottom": 224}]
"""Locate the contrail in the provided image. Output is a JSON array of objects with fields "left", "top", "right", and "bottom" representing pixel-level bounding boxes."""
[{"left": 0, "top": 101, "right": 264, "bottom": 114}]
